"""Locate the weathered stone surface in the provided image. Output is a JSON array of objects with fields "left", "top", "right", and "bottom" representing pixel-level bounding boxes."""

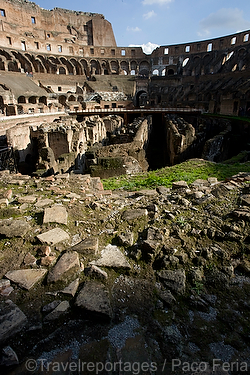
[
  {"left": 91, "top": 244, "right": 131, "bottom": 269},
  {"left": 61, "top": 278, "right": 79, "bottom": 297},
  {"left": 233, "top": 208, "right": 250, "bottom": 220},
  {"left": 35, "top": 198, "right": 54, "bottom": 208},
  {"left": 43, "top": 205, "right": 68, "bottom": 225},
  {"left": 23, "top": 252, "right": 36, "bottom": 266},
  {"left": 0, "top": 300, "right": 27, "bottom": 343},
  {"left": 37, "top": 228, "right": 70, "bottom": 245},
  {"left": 40, "top": 255, "right": 57, "bottom": 266},
  {"left": 0, "top": 346, "right": 19, "bottom": 366},
  {"left": 47, "top": 251, "right": 80, "bottom": 283},
  {"left": 42, "top": 300, "right": 61, "bottom": 313},
  {"left": 0, "top": 219, "right": 31, "bottom": 238},
  {"left": 158, "top": 269, "right": 186, "bottom": 294},
  {"left": 85, "top": 265, "right": 108, "bottom": 279},
  {"left": 117, "top": 231, "right": 134, "bottom": 247},
  {"left": 75, "top": 281, "right": 112, "bottom": 318},
  {"left": 157, "top": 186, "right": 171, "bottom": 195},
  {"left": 5, "top": 269, "right": 47, "bottom": 290},
  {"left": 71, "top": 237, "right": 98, "bottom": 255},
  {"left": 172, "top": 181, "right": 189, "bottom": 189},
  {"left": 18, "top": 195, "right": 37, "bottom": 204},
  {"left": 122, "top": 208, "right": 148, "bottom": 221},
  {"left": 240, "top": 194, "right": 250, "bottom": 207},
  {"left": 44, "top": 301, "right": 70, "bottom": 321}
]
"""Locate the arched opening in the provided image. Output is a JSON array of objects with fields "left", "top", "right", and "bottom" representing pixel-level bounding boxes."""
[
  {"left": 77, "top": 96, "right": 83, "bottom": 102},
  {"left": 59, "top": 95, "right": 67, "bottom": 105},
  {"left": 59, "top": 66, "right": 66, "bottom": 75},
  {"left": 0, "top": 58, "right": 5, "bottom": 71},
  {"left": 68, "top": 95, "right": 75, "bottom": 101},
  {"left": 80, "top": 59, "right": 90, "bottom": 77},
  {"left": 39, "top": 96, "right": 47, "bottom": 105},
  {"left": 136, "top": 90, "right": 148, "bottom": 107},
  {"left": 28, "top": 96, "right": 37, "bottom": 104},
  {"left": 8, "top": 61, "right": 19, "bottom": 72},
  {"left": 168, "top": 69, "right": 174, "bottom": 76},
  {"left": 0, "top": 96, "right": 4, "bottom": 114},
  {"left": 152, "top": 69, "right": 159, "bottom": 76},
  {"left": 18, "top": 96, "right": 26, "bottom": 104},
  {"left": 161, "top": 69, "right": 166, "bottom": 76}
]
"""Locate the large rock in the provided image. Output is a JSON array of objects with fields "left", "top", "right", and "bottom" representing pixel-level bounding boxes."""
[
  {"left": 71, "top": 237, "right": 98, "bottom": 255},
  {"left": 122, "top": 209, "right": 148, "bottom": 221},
  {"left": 47, "top": 251, "right": 80, "bottom": 283},
  {"left": 43, "top": 205, "right": 68, "bottom": 225},
  {"left": 44, "top": 301, "right": 70, "bottom": 321},
  {"left": 0, "top": 219, "right": 31, "bottom": 238},
  {"left": 37, "top": 228, "right": 70, "bottom": 245},
  {"left": 75, "top": 281, "right": 112, "bottom": 319},
  {"left": 0, "top": 300, "right": 27, "bottom": 344},
  {"left": 90, "top": 244, "right": 131, "bottom": 269},
  {"left": 5, "top": 269, "right": 47, "bottom": 290},
  {"left": 158, "top": 269, "right": 186, "bottom": 294}
]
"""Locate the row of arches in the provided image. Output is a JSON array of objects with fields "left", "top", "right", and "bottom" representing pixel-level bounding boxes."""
[{"left": 0, "top": 49, "right": 152, "bottom": 77}]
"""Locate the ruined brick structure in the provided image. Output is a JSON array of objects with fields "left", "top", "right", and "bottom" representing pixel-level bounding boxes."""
[{"left": 0, "top": 0, "right": 250, "bottom": 174}]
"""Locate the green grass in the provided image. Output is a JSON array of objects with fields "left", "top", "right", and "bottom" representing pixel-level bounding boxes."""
[{"left": 102, "top": 159, "right": 250, "bottom": 191}]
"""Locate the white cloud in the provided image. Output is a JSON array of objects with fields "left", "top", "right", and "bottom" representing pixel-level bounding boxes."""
[
  {"left": 198, "top": 8, "right": 250, "bottom": 37},
  {"left": 129, "top": 42, "right": 159, "bottom": 54},
  {"left": 143, "top": 10, "right": 157, "bottom": 20},
  {"left": 127, "top": 26, "right": 142, "bottom": 32},
  {"left": 142, "top": 0, "right": 173, "bottom": 5}
]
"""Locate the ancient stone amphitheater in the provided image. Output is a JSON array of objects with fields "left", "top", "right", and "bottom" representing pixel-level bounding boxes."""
[{"left": 0, "top": 0, "right": 250, "bottom": 175}]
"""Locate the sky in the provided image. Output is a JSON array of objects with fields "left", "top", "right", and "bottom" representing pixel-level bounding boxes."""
[{"left": 36, "top": 0, "right": 250, "bottom": 54}]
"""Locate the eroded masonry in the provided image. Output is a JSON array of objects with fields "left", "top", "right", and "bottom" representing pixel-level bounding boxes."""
[{"left": 0, "top": 0, "right": 250, "bottom": 175}]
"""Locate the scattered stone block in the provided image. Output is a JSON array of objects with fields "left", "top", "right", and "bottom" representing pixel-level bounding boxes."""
[
  {"left": 61, "top": 278, "right": 79, "bottom": 297},
  {"left": 71, "top": 237, "right": 98, "bottom": 255},
  {"left": 18, "top": 195, "right": 37, "bottom": 204},
  {"left": 0, "top": 346, "right": 19, "bottom": 366},
  {"left": 37, "top": 228, "right": 70, "bottom": 245},
  {"left": 47, "top": 251, "right": 80, "bottom": 283},
  {"left": 36, "top": 245, "right": 51, "bottom": 257},
  {"left": 0, "top": 300, "right": 27, "bottom": 343},
  {"left": 40, "top": 255, "right": 57, "bottom": 267},
  {"left": 75, "top": 281, "right": 112, "bottom": 319},
  {"left": 117, "top": 231, "right": 134, "bottom": 247},
  {"left": 44, "top": 301, "right": 70, "bottom": 321},
  {"left": 43, "top": 205, "right": 68, "bottom": 225},
  {"left": 0, "top": 198, "right": 8, "bottom": 207},
  {"left": 42, "top": 300, "right": 62, "bottom": 313},
  {"left": 122, "top": 208, "right": 148, "bottom": 221},
  {"left": 66, "top": 192, "right": 82, "bottom": 199},
  {"left": 0, "top": 219, "right": 31, "bottom": 238},
  {"left": 23, "top": 252, "right": 37, "bottom": 266},
  {"left": 158, "top": 269, "right": 186, "bottom": 294},
  {"left": 5, "top": 269, "right": 47, "bottom": 290},
  {"left": 91, "top": 244, "right": 131, "bottom": 269},
  {"left": 172, "top": 181, "right": 189, "bottom": 189},
  {"left": 35, "top": 198, "right": 54, "bottom": 208},
  {"left": 85, "top": 265, "right": 108, "bottom": 279}
]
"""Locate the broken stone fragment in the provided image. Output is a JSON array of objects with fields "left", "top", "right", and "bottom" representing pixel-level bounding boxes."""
[
  {"left": 158, "top": 269, "right": 186, "bottom": 294},
  {"left": 0, "top": 198, "right": 8, "bottom": 207},
  {"left": 43, "top": 205, "right": 68, "bottom": 225},
  {"left": 90, "top": 244, "right": 131, "bottom": 269},
  {"left": 172, "top": 181, "right": 189, "bottom": 189},
  {"left": 42, "top": 300, "right": 61, "bottom": 313},
  {"left": 85, "top": 265, "right": 108, "bottom": 279},
  {"left": 40, "top": 255, "right": 57, "bottom": 267},
  {"left": 37, "top": 228, "right": 70, "bottom": 245},
  {"left": 0, "top": 300, "right": 27, "bottom": 344},
  {"left": 36, "top": 245, "right": 51, "bottom": 257},
  {"left": 23, "top": 252, "right": 37, "bottom": 266},
  {"left": 61, "top": 278, "right": 79, "bottom": 297},
  {"left": 75, "top": 280, "right": 112, "bottom": 319},
  {"left": 0, "top": 346, "right": 19, "bottom": 367},
  {"left": 44, "top": 301, "right": 70, "bottom": 321},
  {"left": 35, "top": 198, "right": 54, "bottom": 208},
  {"left": 71, "top": 237, "right": 98, "bottom": 255},
  {"left": 0, "top": 219, "right": 31, "bottom": 238},
  {"left": 5, "top": 269, "right": 47, "bottom": 290},
  {"left": 117, "top": 231, "right": 134, "bottom": 247},
  {"left": 122, "top": 208, "right": 148, "bottom": 221},
  {"left": 18, "top": 195, "right": 37, "bottom": 204},
  {"left": 47, "top": 251, "right": 80, "bottom": 283}
]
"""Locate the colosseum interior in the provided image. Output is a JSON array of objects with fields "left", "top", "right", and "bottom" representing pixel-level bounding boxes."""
[{"left": 0, "top": 0, "right": 250, "bottom": 176}]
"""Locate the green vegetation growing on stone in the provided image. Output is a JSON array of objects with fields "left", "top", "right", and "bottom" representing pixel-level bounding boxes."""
[{"left": 102, "top": 159, "right": 250, "bottom": 190}]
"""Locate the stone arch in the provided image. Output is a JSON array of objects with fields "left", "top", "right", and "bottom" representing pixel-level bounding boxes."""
[
  {"left": 80, "top": 59, "right": 90, "bottom": 77},
  {"left": 68, "top": 95, "right": 75, "bottom": 101},
  {"left": 8, "top": 61, "right": 19, "bottom": 72},
  {"left": 110, "top": 60, "right": 119, "bottom": 74},
  {"left": 130, "top": 60, "right": 138, "bottom": 75},
  {"left": 59, "top": 66, "right": 66, "bottom": 74},
  {"left": 101, "top": 60, "right": 110, "bottom": 75},
  {"left": 37, "top": 55, "right": 51, "bottom": 74},
  {"left": 59, "top": 95, "right": 67, "bottom": 105},
  {"left": 136, "top": 90, "right": 148, "bottom": 107},
  {"left": 48, "top": 56, "right": 60, "bottom": 65},
  {"left": 28, "top": 96, "right": 37, "bottom": 104},
  {"left": 139, "top": 61, "right": 150, "bottom": 77},
  {"left": 77, "top": 95, "right": 83, "bottom": 102},
  {"left": 70, "top": 58, "right": 83, "bottom": 75},
  {"left": 11, "top": 51, "right": 32, "bottom": 73},
  {"left": 18, "top": 96, "right": 26, "bottom": 103},
  {"left": 120, "top": 61, "right": 129, "bottom": 75},
  {"left": 39, "top": 96, "right": 47, "bottom": 105},
  {"left": 167, "top": 68, "right": 174, "bottom": 76},
  {"left": 90, "top": 60, "right": 101, "bottom": 75},
  {"left": 26, "top": 54, "right": 45, "bottom": 73},
  {"left": 0, "top": 57, "right": 5, "bottom": 71},
  {"left": 0, "top": 96, "right": 4, "bottom": 114},
  {"left": 0, "top": 49, "right": 12, "bottom": 60},
  {"left": 60, "top": 57, "right": 74, "bottom": 75}
]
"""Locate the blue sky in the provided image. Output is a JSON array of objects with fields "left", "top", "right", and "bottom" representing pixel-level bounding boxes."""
[{"left": 36, "top": 0, "right": 250, "bottom": 53}]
